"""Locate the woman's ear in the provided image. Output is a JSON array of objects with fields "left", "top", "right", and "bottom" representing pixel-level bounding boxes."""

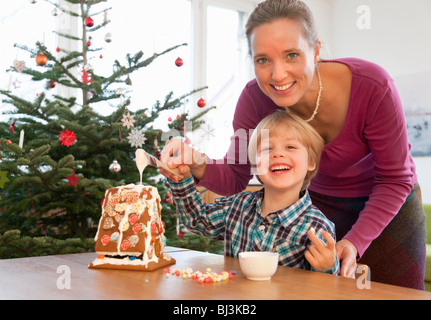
[
  {"left": 314, "top": 40, "right": 321, "bottom": 64},
  {"left": 308, "top": 161, "right": 316, "bottom": 172}
]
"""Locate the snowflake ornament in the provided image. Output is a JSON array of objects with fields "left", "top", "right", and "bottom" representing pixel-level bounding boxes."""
[
  {"left": 127, "top": 129, "right": 147, "bottom": 148},
  {"left": 121, "top": 112, "right": 136, "bottom": 129}
]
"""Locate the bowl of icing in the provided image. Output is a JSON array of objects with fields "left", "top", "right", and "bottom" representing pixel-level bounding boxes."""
[{"left": 238, "top": 251, "right": 279, "bottom": 281}]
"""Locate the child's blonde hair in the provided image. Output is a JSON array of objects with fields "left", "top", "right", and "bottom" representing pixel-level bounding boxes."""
[{"left": 248, "top": 109, "right": 324, "bottom": 190}]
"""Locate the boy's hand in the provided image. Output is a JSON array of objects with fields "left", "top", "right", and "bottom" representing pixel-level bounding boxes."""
[{"left": 305, "top": 229, "right": 336, "bottom": 271}]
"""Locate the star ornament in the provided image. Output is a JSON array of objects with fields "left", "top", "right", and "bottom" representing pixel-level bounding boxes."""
[
  {"left": 59, "top": 129, "right": 77, "bottom": 147},
  {"left": 67, "top": 171, "right": 80, "bottom": 187},
  {"left": 0, "top": 171, "right": 10, "bottom": 189}
]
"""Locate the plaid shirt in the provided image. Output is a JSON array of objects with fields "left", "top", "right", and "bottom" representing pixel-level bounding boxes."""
[{"left": 169, "top": 176, "right": 339, "bottom": 275}]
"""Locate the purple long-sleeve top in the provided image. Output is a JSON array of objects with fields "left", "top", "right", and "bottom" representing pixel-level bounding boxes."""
[{"left": 197, "top": 57, "right": 417, "bottom": 257}]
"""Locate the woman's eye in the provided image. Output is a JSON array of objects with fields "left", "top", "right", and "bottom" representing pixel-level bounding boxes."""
[
  {"left": 256, "top": 58, "right": 268, "bottom": 65},
  {"left": 287, "top": 53, "right": 298, "bottom": 59}
]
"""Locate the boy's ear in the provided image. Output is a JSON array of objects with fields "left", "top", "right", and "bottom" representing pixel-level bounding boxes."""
[{"left": 255, "top": 175, "right": 263, "bottom": 185}]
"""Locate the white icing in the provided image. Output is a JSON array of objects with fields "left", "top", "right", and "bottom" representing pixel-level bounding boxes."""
[
  {"left": 90, "top": 254, "right": 172, "bottom": 267},
  {"left": 135, "top": 149, "right": 149, "bottom": 185}
]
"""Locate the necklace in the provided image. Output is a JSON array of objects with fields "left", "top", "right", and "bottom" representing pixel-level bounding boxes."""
[{"left": 306, "top": 68, "right": 323, "bottom": 122}]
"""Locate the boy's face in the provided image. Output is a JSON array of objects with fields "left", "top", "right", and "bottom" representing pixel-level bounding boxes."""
[{"left": 256, "top": 132, "right": 315, "bottom": 193}]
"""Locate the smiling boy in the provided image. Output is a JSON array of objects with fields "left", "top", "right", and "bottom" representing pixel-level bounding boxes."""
[{"left": 168, "top": 109, "right": 339, "bottom": 274}]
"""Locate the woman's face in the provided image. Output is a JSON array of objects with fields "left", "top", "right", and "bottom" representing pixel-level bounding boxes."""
[{"left": 250, "top": 18, "right": 320, "bottom": 108}]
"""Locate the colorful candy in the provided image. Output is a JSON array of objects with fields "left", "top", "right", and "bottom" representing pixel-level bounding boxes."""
[{"left": 164, "top": 267, "right": 234, "bottom": 284}]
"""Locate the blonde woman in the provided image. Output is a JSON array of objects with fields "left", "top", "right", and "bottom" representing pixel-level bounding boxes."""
[{"left": 162, "top": 0, "right": 426, "bottom": 289}]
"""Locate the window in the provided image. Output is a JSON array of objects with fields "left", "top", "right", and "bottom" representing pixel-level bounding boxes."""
[
  {"left": 1, "top": 0, "right": 257, "bottom": 160},
  {"left": 0, "top": 0, "right": 58, "bottom": 121},
  {"left": 190, "top": 0, "right": 255, "bottom": 159}
]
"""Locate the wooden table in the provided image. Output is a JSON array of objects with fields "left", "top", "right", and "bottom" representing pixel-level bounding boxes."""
[{"left": 1, "top": 247, "right": 431, "bottom": 300}]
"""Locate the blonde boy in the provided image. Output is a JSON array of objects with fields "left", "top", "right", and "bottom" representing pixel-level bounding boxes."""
[{"left": 168, "top": 109, "right": 339, "bottom": 274}]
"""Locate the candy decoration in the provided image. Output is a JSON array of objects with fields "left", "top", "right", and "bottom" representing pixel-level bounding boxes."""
[
  {"left": 165, "top": 267, "right": 234, "bottom": 284},
  {"left": 197, "top": 98, "right": 206, "bottom": 108},
  {"left": 101, "top": 235, "right": 110, "bottom": 246},
  {"left": 121, "top": 239, "right": 130, "bottom": 250},
  {"left": 85, "top": 16, "right": 94, "bottom": 27},
  {"left": 175, "top": 57, "right": 183, "bottom": 67},
  {"left": 110, "top": 232, "right": 119, "bottom": 241},
  {"left": 129, "top": 214, "right": 138, "bottom": 225},
  {"left": 132, "top": 223, "right": 142, "bottom": 234},
  {"left": 36, "top": 53, "right": 48, "bottom": 66}
]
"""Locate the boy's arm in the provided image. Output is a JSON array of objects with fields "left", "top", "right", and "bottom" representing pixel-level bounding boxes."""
[{"left": 168, "top": 175, "right": 228, "bottom": 240}]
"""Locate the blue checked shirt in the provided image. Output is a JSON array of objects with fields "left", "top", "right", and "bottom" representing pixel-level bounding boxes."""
[{"left": 169, "top": 176, "right": 340, "bottom": 275}]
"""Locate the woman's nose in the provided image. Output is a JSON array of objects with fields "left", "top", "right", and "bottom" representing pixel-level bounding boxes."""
[{"left": 271, "top": 60, "right": 288, "bottom": 82}]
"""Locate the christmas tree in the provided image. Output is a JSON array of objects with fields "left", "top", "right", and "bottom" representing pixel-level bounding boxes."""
[{"left": 0, "top": 0, "right": 222, "bottom": 256}]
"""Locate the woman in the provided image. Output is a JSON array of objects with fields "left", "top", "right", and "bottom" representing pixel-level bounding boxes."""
[{"left": 161, "top": 0, "right": 426, "bottom": 290}]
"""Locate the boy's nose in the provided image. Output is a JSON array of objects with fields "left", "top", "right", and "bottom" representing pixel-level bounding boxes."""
[{"left": 271, "top": 147, "right": 286, "bottom": 158}]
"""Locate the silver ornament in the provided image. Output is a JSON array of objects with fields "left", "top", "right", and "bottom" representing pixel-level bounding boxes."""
[{"left": 109, "top": 160, "right": 121, "bottom": 172}]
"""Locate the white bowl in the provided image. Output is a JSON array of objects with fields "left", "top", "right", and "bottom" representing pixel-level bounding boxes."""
[{"left": 238, "top": 251, "right": 279, "bottom": 281}]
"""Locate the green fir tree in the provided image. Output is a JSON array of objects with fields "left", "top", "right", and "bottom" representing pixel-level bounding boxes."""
[{"left": 0, "top": 0, "right": 222, "bottom": 257}]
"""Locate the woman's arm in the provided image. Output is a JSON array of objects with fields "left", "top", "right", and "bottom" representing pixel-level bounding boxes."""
[{"left": 344, "top": 77, "right": 415, "bottom": 258}]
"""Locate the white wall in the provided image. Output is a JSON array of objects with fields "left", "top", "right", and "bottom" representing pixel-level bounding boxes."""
[{"left": 305, "top": 0, "right": 431, "bottom": 203}]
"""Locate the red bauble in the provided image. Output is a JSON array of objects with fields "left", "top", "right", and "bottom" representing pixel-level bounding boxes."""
[
  {"left": 197, "top": 98, "right": 206, "bottom": 108},
  {"left": 175, "top": 57, "right": 183, "bottom": 67},
  {"left": 85, "top": 16, "right": 94, "bottom": 27},
  {"left": 48, "top": 80, "right": 56, "bottom": 88},
  {"left": 36, "top": 53, "right": 48, "bottom": 66}
]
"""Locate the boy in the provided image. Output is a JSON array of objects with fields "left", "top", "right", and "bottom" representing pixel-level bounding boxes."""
[{"left": 167, "top": 109, "right": 339, "bottom": 274}]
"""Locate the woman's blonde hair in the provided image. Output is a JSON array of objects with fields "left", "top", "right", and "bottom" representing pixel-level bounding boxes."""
[
  {"left": 246, "top": 0, "right": 319, "bottom": 54},
  {"left": 248, "top": 109, "right": 324, "bottom": 190}
]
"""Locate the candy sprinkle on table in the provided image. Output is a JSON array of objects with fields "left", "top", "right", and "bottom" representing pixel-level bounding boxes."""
[{"left": 164, "top": 267, "right": 234, "bottom": 284}]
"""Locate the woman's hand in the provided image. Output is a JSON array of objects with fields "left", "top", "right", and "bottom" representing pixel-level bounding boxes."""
[
  {"left": 160, "top": 137, "right": 208, "bottom": 182},
  {"left": 305, "top": 229, "right": 337, "bottom": 271},
  {"left": 335, "top": 239, "right": 358, "bottom": 278}
]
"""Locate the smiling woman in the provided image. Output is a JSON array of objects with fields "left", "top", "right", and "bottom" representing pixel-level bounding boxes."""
[{"left": 160, "top": 0, "right": 427, "bottom": 290}]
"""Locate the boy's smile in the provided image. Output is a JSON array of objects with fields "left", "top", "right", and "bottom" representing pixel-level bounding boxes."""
[{"left": 257, "top": 133, "right": 315, "bottom": 197}]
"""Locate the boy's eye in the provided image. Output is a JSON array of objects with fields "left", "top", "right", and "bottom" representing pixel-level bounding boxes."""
[{"left": 286, "top": 145, "right": 296, "bottom": 149}]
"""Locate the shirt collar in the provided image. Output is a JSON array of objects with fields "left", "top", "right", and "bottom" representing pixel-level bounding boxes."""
[{"left": 256, "top": 189, "right": 312, "bottom": 227}]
